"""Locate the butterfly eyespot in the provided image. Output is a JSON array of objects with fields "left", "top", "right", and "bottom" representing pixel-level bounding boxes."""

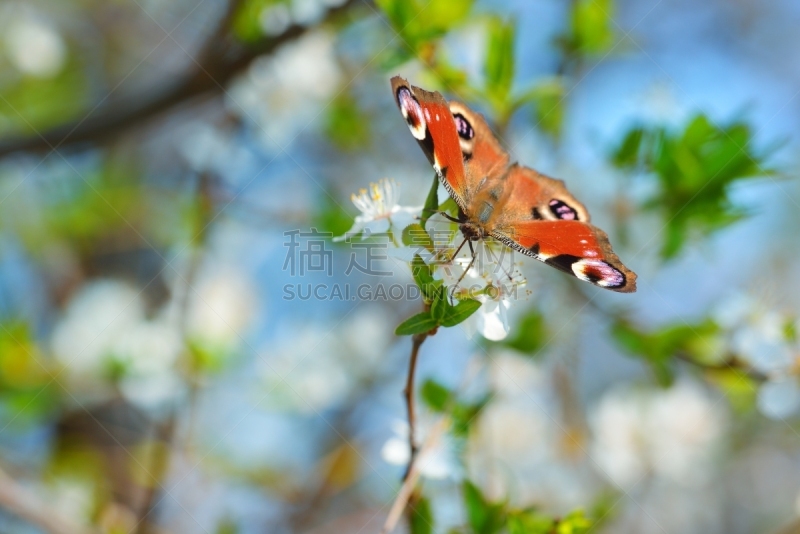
[
  {"left": 549, "top": 199, "right": 579, "bottom": 220},
  {"left": 453, "top": 113, "right": 474, "bottom": 140},
  {"left": 396, "top": 87, "right": 427, "bottom": 141},
  {"left": 531, "top": 207, "right": 543, "bottom": 220},
  {"left": 571, "top": 259, "right": 626, "bottom": 288}
]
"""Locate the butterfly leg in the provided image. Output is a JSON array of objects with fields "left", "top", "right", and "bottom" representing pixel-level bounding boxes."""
[
  {"left": 485, "top": 243, "right": 514, "bottom": 282},
  {"left": 450, "top": 239, "right": 478, "bottom": 302},
  {"left": 420, "top": 209, "right": 461, "bottom": 223}
]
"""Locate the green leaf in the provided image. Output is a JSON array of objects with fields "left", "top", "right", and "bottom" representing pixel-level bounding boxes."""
[
  {"left": 396, "top": 312, "right": 438, "bottom": 336},
  {"left": 232, "top": 0, "right": 286, "bottom": 43},
  {"left": 421, "top": 379, "right": 452, "bottom": 412},
  {"left": 403, "top": 224, "right": 434, "bottom": 252},
  {"left": 557, "top": 510, "right": 592, "bottom": 534},
  {"left": 612, "top": 318, "right": 722, "bottom": 387},
  {"left": 316, "top": 194, "right": 355, "bottom": 239},
  {"left": 463, "top": 481, "right": 505, "bottom": 534},
  {"left": 323, "top": 92, "right": 370, "bottom": 151},
  {"left": 440, "top": 298, "right": 482, "bottom": 327},
  {"left": 705, "top": 368, "right": 757, "bottom": 414},
  {"left": 411, "top": 255, "right": 441, "bottom": 301},
  {"left": 612, "top": 113, "right": 773, "bottom": 259},
  {"left": 431, "top": 286, "right": 448, "bottom": 322},
  {"left": 421, "top": 174, "right": 440, "bottom": 228},
  {"left": 507, "top": 510, "right": 555, "bottom": 534},
  {"left": 484, "top": 17, "right": 516, "bottom": 105},
  {"left": 410, "top": 495, "right": 434, "bottom": 534},
  {"left": 525, "top": 79, "right": 566, "bottom": 140},
  {"left": 568, "top": 0, "right": 615, "bottom": 56},
  {"left": 376, "top": 0, "right": 474, "bottom": 52},
  {"left": 612, "top": 127, "right": 646, "bottom": 168},
  {"left": 503, "top": 310, "right": 546, "bottom": 355},
  {"left": 452, "top": 395, "right": 490, "bottom": 437}
]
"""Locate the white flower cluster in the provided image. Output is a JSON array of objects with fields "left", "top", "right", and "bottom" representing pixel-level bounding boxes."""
[
  {"left": 713, "top": 292, "right": 800, "bottom": 419},
  {"left": 262, "top": 306, "right": 392, "bottom": 413},
  {"left": 590, "top": 379, "right": 727, "bottom": 490},
  {"left": 2, "top": 8, "right": 66, "bottom": 78},
  {"left": 50, "top": 265, "right": 256, "bottom": 413},
  {"left": 339, "top": 178, "right": 528, "bottom": 341}
]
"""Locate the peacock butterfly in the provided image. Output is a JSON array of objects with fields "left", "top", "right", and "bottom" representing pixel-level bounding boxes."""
[{"left": 391, "top": 76, "right": 637, "bottom": 293}]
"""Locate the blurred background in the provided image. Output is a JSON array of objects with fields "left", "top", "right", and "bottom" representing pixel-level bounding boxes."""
[{"left": 0, "top": 0, "right": 800, "bottom": 533}]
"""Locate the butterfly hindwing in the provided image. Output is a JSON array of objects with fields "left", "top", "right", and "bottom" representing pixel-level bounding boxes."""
[
  {"left": 488, "top": 166, "right": 636, "bottom": 292},
  {"left": 491, "top": 220, "right": 636, "bottom": 292}
]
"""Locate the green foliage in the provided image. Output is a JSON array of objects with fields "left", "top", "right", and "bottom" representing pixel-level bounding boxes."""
[
  {"left": 0, "top": 56, "right": 88, "bottom": 137},
  {"left": 395, "top": 311, "right": 439, "bottom": 336},
  {"left": 441, "top": 298, "right": 482, "bottom": 327},
  {"left": 612, "top": 318, "right": 721, "bottom": 386},
  {"left": 612, "top": 114, "right": 773, "bottom": 258},
  {"left": 501, "top": 310, "right": 547, "bottom": 355},
  {"left": 187, "top": 340, "right": 235, "bottom": 375},
  {"left": 324, "top": 93, "right": 371, "bottom": 151},
  {"left": 705, "top": 368, "right": 757, "bottom": 414},
  {"left": 395, "top": 298, "right": 481, "bottom": 335},
  {"left": 376, "top": 0, "right": 475, "bottom": 58},
  {"left": 316, "top": 194, "right": 356, "bottom": 238},
  {"left": 398, "top": 252, "right": 482, "bottom": 335},
  {"left": 508, "top": 509, "right": 593, "bottom": 534},
  {"left": 421, "top": 379, "right": 451, "bottom": 411},
  {"left": 464, "top": 481, "right": 506, "bottom": 534},
  {"left": 519, "top": 78, "right": 567, "bottom": 140},
  {"left": 403, "top": 224, "right": 435, "bottom": 253},
  {"left": 421, "top": 174, "right": 440, "bottom": 228},
  {"left": 232, "top": 0, "right": 287, "bottom": 42},
  {"left": 411, "top": 254, "right": 440, "bottom": 301},
  {"left": 461, "top": 481, "right": 596, "bottom": 534},
  {"left": 420, "top": 378, "right": 488, "bottom": 437},
  {"left": 484, "top": 17, "right": 516, "bottom": 111},
  {"left": 560, "top": 0, "right": 616, "bottom": 57},
  {"left": 215, "top": 517, "right": 240, "bottom": 534},
  {"left": 410, "top": 495, "right": 435, "bottom": 534},
  {"left": 507, "top": 510, "right": 555, "bottom": 534},
  {"left": 0, "top": 322, "right": 57, "bottom": 423}
]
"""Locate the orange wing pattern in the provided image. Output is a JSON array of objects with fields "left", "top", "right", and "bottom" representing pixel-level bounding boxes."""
[
  {"left": 390, "top": 77, "right": 637, "bottom": 293},
  {"left": 391, "top": 76, "right": 468, "bottom": 208},
  {"left": 491, "top": 220, "right": 637, "bottom": 292}
]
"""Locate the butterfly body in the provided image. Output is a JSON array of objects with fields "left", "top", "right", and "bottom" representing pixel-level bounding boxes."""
[{"left": 391, "top": 76, "right": 637, "bottom": 293}]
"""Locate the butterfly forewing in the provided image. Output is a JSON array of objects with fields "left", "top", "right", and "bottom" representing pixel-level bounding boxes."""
[{"left": 391, "top": 76, "right": 468, "bottom": 209}]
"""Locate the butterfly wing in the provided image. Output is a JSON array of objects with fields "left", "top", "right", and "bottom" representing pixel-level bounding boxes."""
[
  {"left": 446, "top": 100, "right": 510, "bottom": 190},
  {"left": 391, "top": 76, "right": 469, "bottom": 209},
  {"left": 489, "top": 166, "right": 637, "bottom": 292}
]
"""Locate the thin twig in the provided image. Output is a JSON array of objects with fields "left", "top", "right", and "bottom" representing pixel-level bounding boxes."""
[
  {"left": 135, "top": 172, "right": 214, "bottom": 533},
  {"left": 381, "top": 418, "right": 449, "bottom": 534},
  {"left": 402, "top": 332, "right": 427, "bottom": 481},
  {"left": 0, "top": 0, "right": 361, "bottom": 156},
  {"left": 0, "top": 466, "right": 99, "bottom": 534}
]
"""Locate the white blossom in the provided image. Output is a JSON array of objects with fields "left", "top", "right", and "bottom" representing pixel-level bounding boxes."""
[
  {"left": 714, "top": 292, "right": 800, "bottom": 419},
  {"left": 590, "top": 380, "right": 726, "bottom": 489},
  {"left": 51, "top": 280, "right": 146, "bottom": 378},
  {"left": 381, "top": 418, "right": 458, "bottom": 480},
  {"left": 335, "top": 179, "right": 421, "bottom": 241},
  {"left": 4, "top": 14, "right": 66, "bottom": 78}
]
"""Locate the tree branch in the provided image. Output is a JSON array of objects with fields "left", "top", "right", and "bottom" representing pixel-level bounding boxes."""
[
  {"left": 0, "top": 466, "right": 99, "bottom": 534},
  {"left": 402, "top": 332, "right": 427, "bottom": 481},
  {"left": 0, "top": 0, "right": 361, "bottom": 156}
]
